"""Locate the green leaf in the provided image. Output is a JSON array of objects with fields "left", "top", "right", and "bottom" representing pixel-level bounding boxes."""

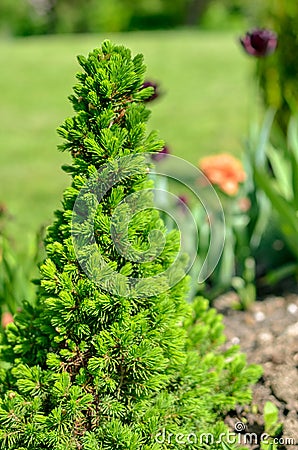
[
  {"left": 254, "top": 167, "right": 298, "bottom": 258},
  {"left": 266, "top": 146, "right": 292, "bottom": 199},
  {"left": 263, "top": 401, "right": 279, "bottom": 435},
  {"left": 255, "top": 108, "right": 276, "bottom": 167}
]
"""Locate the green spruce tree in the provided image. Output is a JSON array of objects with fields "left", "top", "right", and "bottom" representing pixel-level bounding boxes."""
[{"left": 0, "top": 40, "right": 261, "bottom": 449}]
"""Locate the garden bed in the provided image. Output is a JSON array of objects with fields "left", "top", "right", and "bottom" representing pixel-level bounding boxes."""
[{"left": 214, "top": 291, "right": 298, "bottom": 449}]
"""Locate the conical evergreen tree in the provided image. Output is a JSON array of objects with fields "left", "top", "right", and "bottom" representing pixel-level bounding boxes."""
[{"left": 0, "top": 41, "right": 261, "bottom": 449}]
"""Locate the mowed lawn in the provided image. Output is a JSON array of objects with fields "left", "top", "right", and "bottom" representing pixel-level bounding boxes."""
[{"left": 0, "top": 30, "right": 252, "bottom": 237}]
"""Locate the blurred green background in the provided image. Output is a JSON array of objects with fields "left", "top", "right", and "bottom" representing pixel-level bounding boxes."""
[
  {"left": 0, "top": 0, "right": 257, "bottom": 237},
  {"left": 0, "top": 0, "right": 252, "bottom": 35}
]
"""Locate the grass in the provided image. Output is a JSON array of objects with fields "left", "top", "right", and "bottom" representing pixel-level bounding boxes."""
[{"left": 0, "top": 29, "right": 253, "bottom": 238}]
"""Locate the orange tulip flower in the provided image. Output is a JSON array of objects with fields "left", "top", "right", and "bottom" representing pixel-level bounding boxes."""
[{"left": 199, "top": 153, "right": 246, "bottom": 195}]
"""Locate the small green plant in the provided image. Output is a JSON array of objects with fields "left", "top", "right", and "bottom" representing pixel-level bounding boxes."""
[
  {"left": 0, "top": 40, "right": 261, "bottom": 449},
  {"left": 261, "top": 401, "right": 283, "bottom": 450}
]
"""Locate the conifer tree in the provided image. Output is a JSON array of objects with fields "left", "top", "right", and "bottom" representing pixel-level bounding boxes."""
[{"left": 0, "top": 41, "right": 261, "bottom": 449}]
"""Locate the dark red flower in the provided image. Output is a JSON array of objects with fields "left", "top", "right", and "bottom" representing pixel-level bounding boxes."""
[
  {"left": 240, "top": 29, "right": 277, "bottom": 57},
  {"left": 141, "top": 80, "right": 159, "bottom": 102},
  {"left": 176, "top": 195, "right": 189, "bottom": 213},
  {"left": 152, "top": 145, "right": 170, "bottom": 162}
]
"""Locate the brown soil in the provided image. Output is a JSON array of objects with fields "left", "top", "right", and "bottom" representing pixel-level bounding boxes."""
[{"left": 214, "top": 292, "right": 298, "bottom": 450}]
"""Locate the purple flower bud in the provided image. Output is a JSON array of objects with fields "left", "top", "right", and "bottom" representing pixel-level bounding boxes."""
[
  {"left": 141, "top": 80, "right": 159, "bottom": 102},
  {"left": 151, "top": 145, "right": 170, "bottom": 162},
  {"left": 240, "top": 29, "right": 277, "bottom": 57},
  {"left": 176, "top": 195, "right": 189, "bottom": 213}
]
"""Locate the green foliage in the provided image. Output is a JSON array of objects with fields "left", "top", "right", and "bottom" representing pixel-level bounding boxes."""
[
  {"left": 190, "top": 108, "right": 298, "bottom": 304},
  {"left": 53, "top": 0, "right": 132, "bottom": 34},
  {"left": 246, "top": 0, "right": 298, "bottom": 134},
  {"left": 0, "top": 0, "right": 50, "bottom": 36},
  {"left": 200, "top": 0, "right": 248, "bottom": 31},
  {"left": 0, "top": 209, "right": 43, "bottom": 325},
  {"left": 194, "top": 186, "right": 258, "bottom": 308},
  {"left": 0, "top": 40, "right": 260, "bottom": 449},
  {"left": 263, "top": 401, "right": 283, "bottom": 437},
  {"left": 201, "top": 108, "right": 298, "bottom": 300},
  {"left": 0, "top": 0, "right": 211, "bottom": 36},
  {"left": 251, "top": 112, "right": 298, "bottom": 286},
  {"left": 176, "top": 152, "right": 259, "bottom": 307},
  {"left": 261, "top": 401, "right": 283, "bottom": 450}
]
